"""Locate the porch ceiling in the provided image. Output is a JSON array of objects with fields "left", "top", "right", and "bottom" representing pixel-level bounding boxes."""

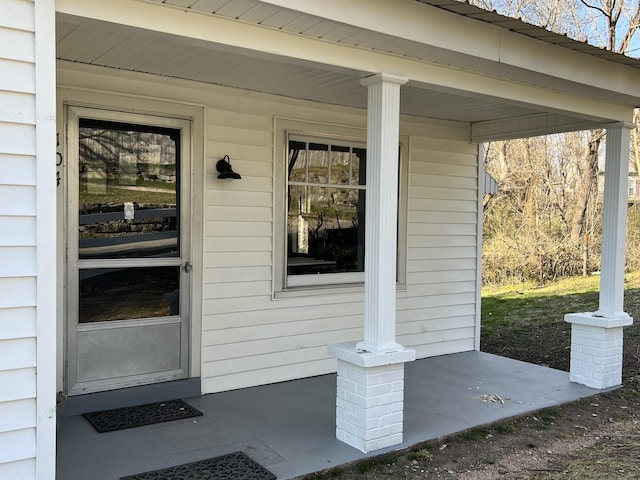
[
  {"left": 55, "top": 0, "right": 640, "bottom": 136},
  {"left": 56, "top": 15, "right": 539, "bottom": 125}
]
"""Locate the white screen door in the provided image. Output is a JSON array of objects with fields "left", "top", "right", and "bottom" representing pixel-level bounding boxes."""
[{"left": 66, "top": 107, "right": 192, "bottom": 395}]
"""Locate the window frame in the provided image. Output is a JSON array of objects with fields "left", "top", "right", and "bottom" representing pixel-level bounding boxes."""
[{"left": 274, "top": 118, "right": 409, "bottom": 296}]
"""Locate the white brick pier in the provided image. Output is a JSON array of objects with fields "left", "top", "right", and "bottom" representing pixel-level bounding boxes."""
[
  {"left": 328, "top": 343, "right": 415, "bottom": 453},
  {"left": 565, "top": 313, "right": 632, "bottom": 389}
]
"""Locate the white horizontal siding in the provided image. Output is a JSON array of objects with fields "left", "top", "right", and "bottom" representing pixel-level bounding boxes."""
[
  {"left": 0, "top": 217, "right": 36, "bottom": 246},
  {"left": 0, "top": 399, "right": 37, "bottom": 432},
  {"left": 0, "top": 4, "right": 38, "bottom": 475},
  {"left": 200, "top": 91, "right": 368, "bottom": 392},
  {"left": 0, "top": 92, "right": 36, "bottom": 125},
  {"left": 0, "top": 155, "right": 36, "bottom": 186},
  {"left": 0, "top": 246, "right": 37, "bottom": 277},
  {"left": 399, "top": 138, "right": 478, "bottom": 356},
  {"left": 0, "top": 28, "right": 34, "bottom": 63},
  {"left": 0, "top": 338, "right": 36, "bottom": 371},
  {"left": 201, "top": 82, "right": 477, "bottom": 388},
  {"left": 0, "top": 122, "right": 36, "bottom": 156},
  {"left": 0, "top": 458, "right": 36, "bottom": 479},
  {"left": 0, "top": 308, "right": 36, "bottom": 341},
  {"left": 0, "top": 278, "right": 36, "bottom": 309},
  {"left": 57, "top": 63, "right": 479, "bottom": 395},
  {"left": 0, "top": 59, "right": 35, "bottom": 93},
  {"left": 0, "top": 368, "right": 36, "bottom": 404},
  {"left": 0, "top": 0, "right": 35, "bottom": 31},
  {"left": 0, "top": 428, "right": 36, "bottom": 464}
]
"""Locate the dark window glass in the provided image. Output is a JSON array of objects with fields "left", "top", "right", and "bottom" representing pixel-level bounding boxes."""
[
  {"left": 79, "top": 266, "right": 180, "bottom": 323},
  {"left": 287, "top": 138, "right": 366, "bottom": 276}
]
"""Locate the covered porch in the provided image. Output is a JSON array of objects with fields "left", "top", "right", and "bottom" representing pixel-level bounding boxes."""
[
  {"left": 57, "top": 351, "right": 603, "bottom": 479},
  {"left": 52, "top": 0, "right": 638, "bottom": 468}
]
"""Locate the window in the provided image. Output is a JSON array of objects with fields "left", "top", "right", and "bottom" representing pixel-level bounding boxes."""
[
  {"left": 274, "top": 119, "right": 409, "bottom": 293},
  {"left": 286, "top": 135, "right": 367, "bottom": 287}
]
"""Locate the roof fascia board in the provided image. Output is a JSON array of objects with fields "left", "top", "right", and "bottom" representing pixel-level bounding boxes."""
[
  {"left": 257, "top": 0, "right": 640, "bottom": 101},
  {"left": 56, "top": 0, "right": 633, "bottom": 122}
]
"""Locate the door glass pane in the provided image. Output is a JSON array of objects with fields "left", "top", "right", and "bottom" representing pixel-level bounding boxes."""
[
  {"left": 79, "top": 266, "right": 180, "bottom": 323},
  {"left": 78, "top": 120, "right": 180, "bottom": 259}
]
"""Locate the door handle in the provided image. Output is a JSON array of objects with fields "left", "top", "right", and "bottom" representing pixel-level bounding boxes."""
[{"left": 184, "top": 262, "right": 193, "bottom": 273}]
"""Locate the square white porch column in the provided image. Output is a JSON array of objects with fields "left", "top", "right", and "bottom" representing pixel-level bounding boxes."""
[
  {"left": 565, "top": 123, "right": 634, "bottom": 389},
  {"left": 329, "top": 73, "right": 415, "bottom": 453},
  {"left": 357, "top": 72, "right": 408, "bottom": 355}
]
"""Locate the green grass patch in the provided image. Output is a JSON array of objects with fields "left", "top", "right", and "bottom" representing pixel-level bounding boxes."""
[
  {"left": 407, "top": 447, "right": 432, "bottom": 463},
  {"left": 534, "top": 407, "right": 564, "bottom": 430},
  {"left": 460, "top": 427, "right": 491, "bottom": 441},
  {"left": 494, "top": 422, "right": 518, "bottom": 434}
]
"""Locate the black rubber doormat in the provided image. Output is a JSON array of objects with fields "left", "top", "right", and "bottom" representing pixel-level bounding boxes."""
[
  {"left": 120, "top": 451, "right": 277, "bottom": 480},
  {"left": 83, "top": 399, "right": 203, "bottom": 433}
]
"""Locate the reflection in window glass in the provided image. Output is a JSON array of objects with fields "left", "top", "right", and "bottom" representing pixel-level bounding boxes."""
[
  {"left": 330, "top": 145, "right": 350, "bottom": 185},
  {"left": 288, "top": 140, "right": 306, "bottom": 182},
  {"left": 79, "top": 266, "right": 180, "bottom": 323},
  {"left": 287, "top": 136, "right": 366, "bottom": 277},
  {"left": 78, "top": 120, "right": 180, "bottom": 259}
]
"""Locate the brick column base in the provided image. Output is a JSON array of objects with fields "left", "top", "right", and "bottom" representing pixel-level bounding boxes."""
[
  {"left": 565, "top": 313, "right": 633, "bottom": 389},
  {"left": 328, "top": 342, "right": 415, "bottom": 453}
]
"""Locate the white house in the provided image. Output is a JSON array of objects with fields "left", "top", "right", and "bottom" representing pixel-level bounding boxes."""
[{"left": 2, "top": 0, "right": 640, "bottom": 476}]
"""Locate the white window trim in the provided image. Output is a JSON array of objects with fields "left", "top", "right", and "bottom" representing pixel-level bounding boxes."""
[{"left": 273, "top": 117, "right": 408, "bottom": 296}]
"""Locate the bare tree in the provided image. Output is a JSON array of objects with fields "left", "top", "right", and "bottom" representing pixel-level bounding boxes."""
[{"left": 472, "top": 0, "right": 640, "bottom": 284}]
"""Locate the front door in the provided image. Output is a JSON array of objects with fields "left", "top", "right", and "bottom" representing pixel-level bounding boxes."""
[{"left": 66, "top": 106, "right": 192, "bottom": 395}]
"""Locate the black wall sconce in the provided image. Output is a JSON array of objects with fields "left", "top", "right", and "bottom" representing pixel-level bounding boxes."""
[{"left": 216, "top": 155, "right": 241, "bottom": 180}]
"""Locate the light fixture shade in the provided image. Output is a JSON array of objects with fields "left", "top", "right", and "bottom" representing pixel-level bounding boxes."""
[{"left": 216, "top": 155, "right": 241, "bottom": 180}]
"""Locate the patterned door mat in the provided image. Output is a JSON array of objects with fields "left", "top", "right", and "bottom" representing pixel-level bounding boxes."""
[
  {"left": 120, "top": 451, "right": 277, "bottom": 479},
  {"left": 83, "top": 399, "right": 203, "bottom": 432}
]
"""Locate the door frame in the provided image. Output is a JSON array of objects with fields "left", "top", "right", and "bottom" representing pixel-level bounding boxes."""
[{"left": 62, "top": 100, "right": 202, "bottom": 396}]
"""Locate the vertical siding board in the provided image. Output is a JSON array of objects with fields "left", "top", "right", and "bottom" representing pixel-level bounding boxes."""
[{"left": 34, "top": 0, "right": 58, "bottom": 477}]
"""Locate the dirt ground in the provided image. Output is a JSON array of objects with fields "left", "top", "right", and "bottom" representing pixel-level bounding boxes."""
[{"left": 302, "top": 280, "right": 640, "bottom": 480}]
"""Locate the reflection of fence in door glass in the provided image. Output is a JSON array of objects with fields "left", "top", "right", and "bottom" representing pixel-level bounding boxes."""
[{"left": 78, "top": 120, "right": 180, "bottom": 260}]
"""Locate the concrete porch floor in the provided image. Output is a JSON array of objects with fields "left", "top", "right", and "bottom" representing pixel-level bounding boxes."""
[{"left": 56, "top": 351, "right": 604, "bottom": 479}]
